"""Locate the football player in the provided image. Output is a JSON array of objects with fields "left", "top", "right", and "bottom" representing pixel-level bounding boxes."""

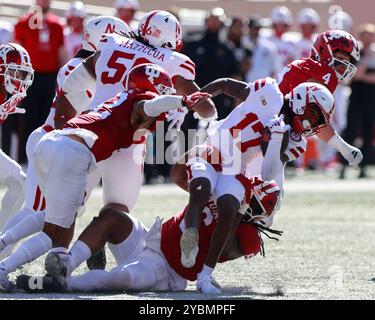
[
  {"left": 0, "top": 43, "right": 34, "bottom": 232},
  {"left": 53, "top": 10, "right": 216, "bottom": 217},
  {"left": 0, "top": 16, "right": 130, "bottom": 261},
  {"left": 16, "top": 175, "right": 281, "bottom": 294},
  {"left": 179, "top": 78, "right": 335, "bottom": 292},
  {"left": 0, "top": 63, "right": 209, "bottom": 292},
  {"left": 277, "top": 29, "right": 363, "bottom": 167}
]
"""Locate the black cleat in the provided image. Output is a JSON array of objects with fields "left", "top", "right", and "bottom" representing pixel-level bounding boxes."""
[
  {"left": 86, "top": 247, "right": 106, "bottom": 270},
  {"left": 16, "top": 274, "right": 66, "bottom": 293}
]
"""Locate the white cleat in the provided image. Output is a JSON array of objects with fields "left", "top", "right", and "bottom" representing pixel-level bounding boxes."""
[
  {"left": 197, "top": 277, "right": 222, "bottom": 294},
  {"left": 180, "top": 227, "right": 199, "bottom": 268},
  {"left": 0, "top": 268, "right": 14, "bottom": 292}
]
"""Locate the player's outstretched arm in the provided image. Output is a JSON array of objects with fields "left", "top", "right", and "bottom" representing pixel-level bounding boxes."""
[
  {"left": 174, "top": 76, "right": 217, "bottom": 120},
  {"left": 131, "top": 92, "right": 211, "bottom": 129},
  {"left": 200, "top": 78, "right": 250, "bottom": 101}
]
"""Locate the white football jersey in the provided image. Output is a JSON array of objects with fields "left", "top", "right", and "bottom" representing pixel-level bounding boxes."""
[
  {"left": 44, "top": 57, "right": 94, "bottom": 126},
  {"left": 207, "top": 77, "right": 284, "bottom": 174},
  {"left": 88, "top": 33, "right": 196, "bottom": 110}
]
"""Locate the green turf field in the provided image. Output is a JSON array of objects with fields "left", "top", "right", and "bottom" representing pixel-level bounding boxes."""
[{"left": 0, "top": 167, "right": 374, "bottom": 300}]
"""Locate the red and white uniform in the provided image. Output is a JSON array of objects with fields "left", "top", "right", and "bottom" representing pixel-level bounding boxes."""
[
  {"left": 277, "top": 58, "right": 338, "bottom": 95},
  {"left": 85, "top": 33, "right": 196, "bottom": 209},
  {"left": 67, "top": 200, "right": 261, "bottom": 292},
  {"left": 24, "top": 57, "right": 95, "bottom": 214},
  {"left": 33, "top": 90, "right": 156, "bottom": 228},
  {"left": 188, "top": 78, "right": 283, "bottom": 203}
]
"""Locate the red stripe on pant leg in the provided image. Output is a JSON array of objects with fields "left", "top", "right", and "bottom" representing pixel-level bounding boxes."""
[
  {"left": 41, "top": 197, "right": 46, "bottom": 211},
  {"left": 33, "top": 187, "right": 41, "bottom": 211}
]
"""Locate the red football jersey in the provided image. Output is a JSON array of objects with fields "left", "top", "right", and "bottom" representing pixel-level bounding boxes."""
[
  {"left": 161, "top": 199, "right": 261, "bottom": 281},
  {"left": 64, "top": 90, "right": 157, "bottom": 162},
  {"left": 277, "top": 58, "right": 338, "bottom": 95}
]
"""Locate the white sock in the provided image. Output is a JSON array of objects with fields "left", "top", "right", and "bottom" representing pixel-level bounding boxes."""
[
  {"left": 0, "top": 232, "right": 52, "bottom": 274},
  {"left": 0, "top": 211, "right": 45, "bottom": 247},
  {"left": 0, "top": 174, "right": 25, "bottom": 231},
  {"left": 50, "top": 247, "right": 69, "bottom": 254},
  {"left": 1, "top": 207, "right": 33, "bottom": 234},
  {"left": 67, "top": 240, "right": 92, "bottom": 273},
  {"left": 197, "top": 264, "right": 214, "bottom": 280}
]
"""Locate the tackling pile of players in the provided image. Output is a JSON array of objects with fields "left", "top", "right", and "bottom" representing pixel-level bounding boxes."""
[{"left": 0, "top": 9, "right": 363, "bottom": 294}]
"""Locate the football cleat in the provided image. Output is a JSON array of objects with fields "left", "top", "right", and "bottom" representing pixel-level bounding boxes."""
[
  {"left": 180, "top": 227, "right": 199, "bottom": 268},
  {"left": 16, "top": 274, "right": 66, "bottom": 293},
  {"left": 45, "top": 252, "right": 70, "bottom": 283},
  {"left": 0, "top": 267, "right": 14, "bottom": 292},
  {"left": 86, "top": 246, "right": 107, "bottom": 271},
  {"left": 197, "top": 276, "right": 222, "bottom": 294}
]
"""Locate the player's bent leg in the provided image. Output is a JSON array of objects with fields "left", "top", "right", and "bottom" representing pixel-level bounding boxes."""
[
  {"left": 0, "top": 211, "right": 45, "bottom": 256},
  {"left": 0, "top": 150, "right": 26, "bottom": 231},
  {"left": 99, "top": 144, "right": 145, "bottom": 210}
]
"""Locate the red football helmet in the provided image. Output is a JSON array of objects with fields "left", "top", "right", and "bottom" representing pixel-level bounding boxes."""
[
  {"left": 310, "top": 30, "right": 360, "bottom": 81},
  {"left": 0, "top": 43, "right": 34, "bottom": 95},
  {"left": 237, "top": 175, "right": 281, "bottom": 222},
  {"left": 125, "top": 63, "right": 175, "bottom": 95}
]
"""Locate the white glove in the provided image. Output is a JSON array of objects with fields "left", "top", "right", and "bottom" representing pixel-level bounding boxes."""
[
  {"left": 0, "top": 92, "right": 26, "bottom": 121},
  {"left": 328, "top": 133, "right": 363, "bottom": 168},
  {"left": 342, "top": 146, "right": 363, "bottom": 168},
  {"left": 166, "top": 106, "right": 188, "bottom": 131},
  {"left": 266, "top": 114, "right": 290, "bottom": 137}
]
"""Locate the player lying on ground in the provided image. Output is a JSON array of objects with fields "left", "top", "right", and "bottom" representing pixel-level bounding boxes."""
[
  {"left": 0, "top": 63, "right": 210, "bottom": 292},
  {"left": 179, "top": 79, "right": 337, "bottom": 293},
  {"left": 16, "top": 174, "right": 281, "bottom": 294},
  {"left": 276, "top": 29, "right": 362, "bottom": 166},
  {"left": 0, "top": 16, "right": 130, "bottom": 262},
  {"left": 0, "top": 43, "right": 34, "bottom": 233}
]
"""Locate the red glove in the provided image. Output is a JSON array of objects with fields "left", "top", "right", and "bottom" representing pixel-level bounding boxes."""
[{"left": 182, "top": 92, "right": 211, "bottom": 109}]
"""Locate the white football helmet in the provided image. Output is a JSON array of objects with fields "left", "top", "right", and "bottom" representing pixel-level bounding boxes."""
[
  {"left": 82, "top": 16, "right": 131, "bottom": 52},
  {"left": 0, "top": 43, "right": 34, "bottom": 95},
  {"left": 114, "top": 0, "right": 139, "bottom": 10},
  {"left": 271, "top": 6, "right": 293, "bottom": 25},
  {"left": 328, "top": 10, "right": 353, "bottom": 32},
  {"left": 290, "top": 83, "right": 335, "bottom": 137},
  {"left": 65, "top": 1, "right": 86, "bottom": 19},
  {"left": 138, "top": 10, "right": 183, "bottom": 51},
  {"left": 297, "top": 8, "right": 320, "bottom": 26}
]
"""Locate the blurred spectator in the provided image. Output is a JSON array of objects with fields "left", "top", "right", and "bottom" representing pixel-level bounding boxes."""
[
  {"left": 12, "top": 0, "right": 67, "bottom": 163},
  {"left": 267, "top": 6, "right": 296, "bottom": 70},
  {"left": 64, "top": 1, "right": 86, "bottom": 59},
  {"left": 226, "top": 17, "right": 252, "bottom": 80},
  {"left": 0, "top": 20, "right": 13, "bottom": 44},
  {"left": 295, "top": 8, "right": 320, "bottom": 58},
  {"left": 114, "top": 0, "right": 139, "bottom": 30},
  {"left": 244, "top": 16, "right": 280, "bottom": 82},
  {"left": 328, "top": 9, "right": 353, "bottom": 33},
  {"left": 341, "top": 24, "right": 375, "bottom": 179}
]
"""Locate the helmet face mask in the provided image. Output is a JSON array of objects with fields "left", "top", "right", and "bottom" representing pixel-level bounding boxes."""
[
  {"left": 0, "top": 44, "right": 34, "bottom": 95},
  {"left": 311, "top": 30, "right": 360, "bottom": 82},
  {"left": 292, "top": 103, "right": 328, "bottom": 137}
]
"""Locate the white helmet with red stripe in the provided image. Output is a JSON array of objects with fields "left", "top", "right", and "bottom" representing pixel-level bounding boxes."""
[
  {"left": 0, "top": 43, "right": 34, "bottom": 95},
  {"left": 138, "top": 10, "right": 183, "bottom": 51},
  {"left": 290, "top": 82, "right": 335, "bottom": 137},
  {"left": 82, "top": 16, "right": 130, "bottom": 52}
]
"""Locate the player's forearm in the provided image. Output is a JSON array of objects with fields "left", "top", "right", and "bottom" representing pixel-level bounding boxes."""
[
  {"left": 316, "top": 123, "right": 335, "bottom": 143},
  {"left": 261, "top": 134, "right": 284, "bottom": 182},
  {"left": 200, "top": 78, "right": 249, "bottom": 101},
  {"left": 54, "top": 95, "right": 78, "bottom": 129}
]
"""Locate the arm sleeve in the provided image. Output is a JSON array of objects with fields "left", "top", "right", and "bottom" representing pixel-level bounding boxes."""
[{"left": 261, "top": 134, "right": 284, "bottom": 182}]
